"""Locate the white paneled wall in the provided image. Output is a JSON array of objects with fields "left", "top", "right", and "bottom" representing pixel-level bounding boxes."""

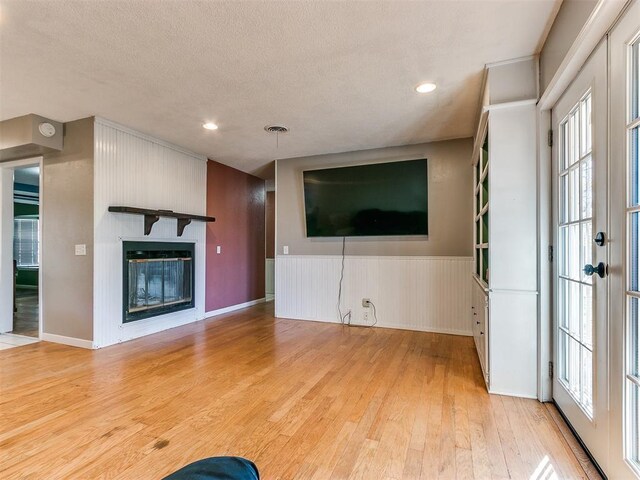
[
  {"left": 93, "top": 118, "right": 207, "bottom": 348},
  {"left": 276, "top": 255, "right": 473, "bottom": 335}
]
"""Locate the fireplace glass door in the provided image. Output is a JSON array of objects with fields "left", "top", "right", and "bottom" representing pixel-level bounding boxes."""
[
  {"left": 128, "top": 258, "right": 192, "bottom": 313},
  {"left": 123, "top": 242, "right": 195, "bottom": 323}
]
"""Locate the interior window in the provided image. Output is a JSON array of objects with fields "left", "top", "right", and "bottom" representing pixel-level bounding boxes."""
[{"left": 13, "top": 218, "right": 39, "bottom": 268}]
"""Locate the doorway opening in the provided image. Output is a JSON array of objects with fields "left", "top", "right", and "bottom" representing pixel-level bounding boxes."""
[
  {"left": 265, "top": 188, "right": 275, "bottom": 302},
  {"left": 13, "top": 165, "right": 40, "bottom": 337},
  {"left": 0, "top": 158, "right": 41, "bottom": 349}
]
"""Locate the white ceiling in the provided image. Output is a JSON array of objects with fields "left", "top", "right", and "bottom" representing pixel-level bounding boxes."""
[{"left": 0, "top": 0, "right": 560, "bottom": 178}]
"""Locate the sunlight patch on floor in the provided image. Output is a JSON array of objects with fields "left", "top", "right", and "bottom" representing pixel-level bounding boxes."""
[{"left": 530, "top": 455, "right": 559, "bottom": 480}]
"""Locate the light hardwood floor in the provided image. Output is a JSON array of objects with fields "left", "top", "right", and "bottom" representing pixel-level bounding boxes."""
[{"left": 0, "top": 302, "right": 597, "bottom": 479}]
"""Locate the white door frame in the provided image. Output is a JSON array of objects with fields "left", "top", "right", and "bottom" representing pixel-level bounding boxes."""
[{"left": 0, "top": 157, "right": 43, "bottom": 338}]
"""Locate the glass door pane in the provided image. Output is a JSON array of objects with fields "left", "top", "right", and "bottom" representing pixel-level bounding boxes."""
[
  {"left": 627, "top": 36, "right": 640, "bottom": 472},
  {"left": 128, "top": 261, "right": 147, "bottom": 311},
  {"left": 145, "top": 261, "right": 164, "bottom": 308},
  {"left": 558, "top": 91, "right": 594, "bottom": 418}
]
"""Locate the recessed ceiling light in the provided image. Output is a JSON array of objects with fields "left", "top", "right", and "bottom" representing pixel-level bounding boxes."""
[
  {"left": 415, "top": 83, "right": 437, "bottom": 94},
  {"left": 203, "top": 122, "right": 218, "bottom": 130}
]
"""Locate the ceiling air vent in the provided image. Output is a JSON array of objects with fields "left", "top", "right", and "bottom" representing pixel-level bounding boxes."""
[{"left": 264, "top": 125, "right": 289, "bottom": 133}]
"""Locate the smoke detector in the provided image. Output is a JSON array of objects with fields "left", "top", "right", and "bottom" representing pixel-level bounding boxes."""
[{"left": 264, "top": 125, "right": 289, "bottom": 133}]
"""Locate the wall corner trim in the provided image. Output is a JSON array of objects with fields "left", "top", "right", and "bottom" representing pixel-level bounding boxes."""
[
  {"left": 485, "top": 54, "right": 537, "bottom": 69},
  {"left": 483, "top": 98, "right": 538, "bottom": 112},
  {"left": 40, "top": 332, "right": 96, "bottom": 350}
]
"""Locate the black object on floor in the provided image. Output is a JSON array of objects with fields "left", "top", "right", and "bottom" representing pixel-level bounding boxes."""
[{"left": 163, "top": 456, "right": 259, "bottom": 480}]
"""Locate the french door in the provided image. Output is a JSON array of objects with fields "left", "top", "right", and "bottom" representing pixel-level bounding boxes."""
[
  {"left": 610, "top": 0, "right": 640, "bottom": 477},
  {"left": 552, "top": 40, "right": 609, "bottom": 470}
]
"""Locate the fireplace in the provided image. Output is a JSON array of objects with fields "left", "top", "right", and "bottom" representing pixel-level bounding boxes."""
[{"left": 122, "top": 241, "right": 195, "bottom": 323}]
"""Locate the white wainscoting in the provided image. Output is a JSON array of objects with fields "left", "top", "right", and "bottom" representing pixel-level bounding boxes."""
[
  {"left": 93, "top": 118, "right": 207, "bottom": 348},
  {"left": 275, "top": 255, "right": 473, "bottom": 335}
]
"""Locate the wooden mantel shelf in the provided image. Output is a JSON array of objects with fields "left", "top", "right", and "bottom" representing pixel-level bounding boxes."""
[{"left": 108, "top": 206, "right": 215, "bottom": 237}]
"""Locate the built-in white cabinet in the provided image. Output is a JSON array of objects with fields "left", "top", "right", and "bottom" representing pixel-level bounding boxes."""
[
  {"left": 471, "top": 82, "right": 538, "bottom": 398},
  {"left": 471, "top": 280, "right": 488, "bottom": 383}
]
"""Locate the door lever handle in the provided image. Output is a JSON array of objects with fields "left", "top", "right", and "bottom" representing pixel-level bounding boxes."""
[{"left": 583, "top": 262, "right": 607, "bottom": 278}]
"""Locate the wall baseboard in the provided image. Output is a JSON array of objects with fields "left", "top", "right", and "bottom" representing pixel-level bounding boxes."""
[
  {"left": 276, "top": 314, "right": 471, "bottom": 336},
  {"left": 41, "top": 332, "right": 95, "bottom": 349},
  {"left": 205, "top": 297, "right": 266, "bottom": 318},
  {"left": 488, "top": 388, "right": 538, "bottom": 400}
]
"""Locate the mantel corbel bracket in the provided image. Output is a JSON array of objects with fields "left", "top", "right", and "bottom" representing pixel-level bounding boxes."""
[
  {"left": 108, "top": 206, "right": 215, "bottom": 237},
  {"left": 177, "top": 218, "right": 192, "bottom": 237},
  {"left": 144, "top": 215, "right": 160, "bottom": 236}
]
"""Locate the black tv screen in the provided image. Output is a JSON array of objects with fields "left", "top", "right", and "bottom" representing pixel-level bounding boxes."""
[{"left": 303, "top": 159, "right": 428, "bottom": 237}]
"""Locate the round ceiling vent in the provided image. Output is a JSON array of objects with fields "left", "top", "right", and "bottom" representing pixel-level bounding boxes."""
[{"left": 264, "top": 125, "right": 289, "bottom": 133}]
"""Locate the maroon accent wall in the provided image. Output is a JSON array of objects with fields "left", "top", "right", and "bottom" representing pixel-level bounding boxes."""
[
  {"left": 266, "top": 191, "right": 275, "bottom": 259},
  {"left": 206, "top": 161, "right": 265, "bottom": 312}
]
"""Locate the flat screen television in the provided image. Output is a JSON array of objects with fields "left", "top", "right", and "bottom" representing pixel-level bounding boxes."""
[{"left": 303, "top": 159, "right": 428, "bottom": 237}]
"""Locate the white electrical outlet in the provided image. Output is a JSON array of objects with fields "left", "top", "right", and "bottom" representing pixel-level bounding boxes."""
[
  {"left": 216, "top": 245, "right": 221, "bottom": 254},
  {"left": 74, "top": 244, "right": 86, "bottom": 256},
  {"left": 283, "top": 246, "right": 289, "bottom": 255},
  {"left": 362, "top": 298, "right": 370, "bottom": 308},
  {"left": 363, "top": 311, "right": 369, "bottom": 323}
]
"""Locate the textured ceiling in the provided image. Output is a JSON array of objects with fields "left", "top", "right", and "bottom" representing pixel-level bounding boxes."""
[{"left": 0, "top": 0, "right": 559, "bottom": 177}]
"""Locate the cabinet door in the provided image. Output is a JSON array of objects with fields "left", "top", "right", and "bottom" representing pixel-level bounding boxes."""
[
  {"left": 472, "top": 282, "right": 489, "bottom": 383},
  {"left": 472, "top": 286, "right": 480, "bottom": 337},
  {"left": 489, "top": 292, "right": 537, "bottom": 397},
  {"left": 481, "top": 294, "right": 488, "bottom": 383}
]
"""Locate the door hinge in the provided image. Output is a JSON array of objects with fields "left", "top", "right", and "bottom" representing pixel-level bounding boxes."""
[
  {"left": 548, "top": 129, "right": 553, "bottom": 147},
  {"left": 548, "top": 245, "right": 554, "bottom": 262},
  {"left": 549, "top": 361, "right": 554, "bottom": 379}
]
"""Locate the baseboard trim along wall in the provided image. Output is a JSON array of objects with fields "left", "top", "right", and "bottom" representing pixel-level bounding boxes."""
[
  {"left": 204, "top": 297, "right": 266, "bottom": 318},
  {"left": 40, "top": 332, "right": 96, "bottom": 349},
  {"left": 275, "top": 255, "right": 473, "bottom": 335},
  {"left": 278, "top": 314, "right": 472, "bottom": 336}
]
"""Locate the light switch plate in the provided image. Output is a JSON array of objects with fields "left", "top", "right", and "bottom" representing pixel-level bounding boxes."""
[
  {"left": 75, "top": 244, "right": 87, "bottom": 256},
  {"left": 283, "top": 246, "right": 289, "bottom": 255},
  {"left": 216, "top": 245, "right": 221, "bottom": 254}
]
